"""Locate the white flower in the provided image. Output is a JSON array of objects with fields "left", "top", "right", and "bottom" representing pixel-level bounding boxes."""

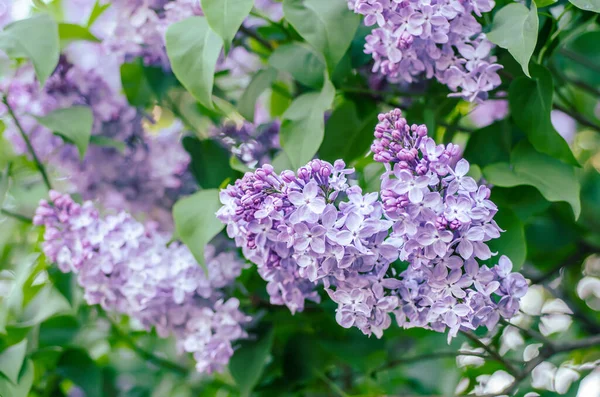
[
  {"left": 577, "top": 369, "right": 600, "bottom": 397},
  {"left": 539, "top": 299, "right": 573, "bottom": 336},
  {"left": 500, "top": 326, "right": 524, "bottom": 355},
  {"left": 555, "top": 366, "right": 580, "bottom": 394},
  {"left": 524, "top": 343, "right": 543, "bottom": 362},
  {"left": 532, "top": 361, "right": 557, "bottom": 391},
  {"left": 457, "top": 342, "right": 485, "bottom": 368},
  {"left": 577, "top": 276, "right": 600, "bottom": 311},
  {"left": 520, "top": 285, "right": 546, "bottom": 316},
  {"left": 473, "top": 370, "right": 514, "bottom": 395}
]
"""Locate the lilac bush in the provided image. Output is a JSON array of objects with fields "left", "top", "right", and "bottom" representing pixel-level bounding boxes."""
[
  {"left": 34, "top": 191, "right": 250, "bottom": 373},
  {"left": 1, "top": 46, "right": 191, "bottom": 227},
  {"left": 218, "top": 109, "right": 527, "bottom": 340}
]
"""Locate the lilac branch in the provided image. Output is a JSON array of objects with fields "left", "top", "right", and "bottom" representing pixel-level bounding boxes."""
[{"left": 1, "top": 96, "right": 53, "bottom": 190}]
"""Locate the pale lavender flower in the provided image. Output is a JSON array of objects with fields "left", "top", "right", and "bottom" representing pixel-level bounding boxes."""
[
  {"left": 351, "top": 0, "right": 501, "bottom": 101},
  {"left": 34, "top": 191, "right": 250, "bottom": 374}
]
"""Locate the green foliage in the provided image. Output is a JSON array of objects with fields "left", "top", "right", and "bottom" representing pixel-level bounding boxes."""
[
  {"left": 182, "top": 136, "right": 240, "bottom": 188},
  {"left": 487, "top": 208, "right": 527, "bottom": 270},
  {"left": 229, "top": 327, "right": 274, "bottom": 397},
  {"left": 57, "top": 349, "right": 102, "bottom": 397},
  {"left": 568, "top": 0, "right": 600, "bottom": 13},
  {"left": 35, "top": 106, "right": 94, "bottom": 159},
  {"left": 483, "top": 142, "right": 581, "bottom": 219},
  {"left": 201, "top": 0, "right": 254, "bottom": 53},
  {"left": 509, "top": 64, "right": 579, "bottom": 166},
  {"left": 58, "top": 23, "right": 100, "bottom": 48},
  {"left": 0, "top": 359, "right": 33, "bottom": 397},
  {"left": 320, "top": 98, "right": 379, "bottom": 164},
  {"left": 283, "top": 0, "right": 360, "bottom": 73},
  {"left": 238, "top": 67, "right": 278, "bottom": 121},
  {"left": 0, "top": 164, "right": 10, "bottom": 210},
  {"left": 0, "top": 14, "right": 59, "bottom": 85},
  {"left": 173, "top": 190, "right": 224, "bottom": 270},
  {"left": 269, "top": 43, "right": 326, "bottom": 88},
  {"left": 166, "top": 16, "right": 223, "bottom": 109},
  {"left": 280, "top": 78, "right": 335, "bottom": 169},
  {"left": 488, "top": 2, "right": 538, "bottom": 77},
  {"left": 0, "top": 339, "right": 28, "bottom": 383}
]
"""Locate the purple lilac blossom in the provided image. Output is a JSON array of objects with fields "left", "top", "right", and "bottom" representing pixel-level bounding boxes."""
[
  {"left": 34, "top": 191, "right": 250, "bottom": 373},
  {"left": 550, "top": 110, "right": 577, "bottom": 145},
  {"left": 1, "top": 46, "right": 191, "bottom": 228},
  {"left": 348, "top": 0, "right": 502, "bottom": 102},
  {"left": 469, "top": 98, "right": 508, "bottom": 128},
  {"left": 218, "top": 108, "right": 527, "bottom": 341},
  {"left": 372, "top": 109, "right": 527, "bottom": 340}
]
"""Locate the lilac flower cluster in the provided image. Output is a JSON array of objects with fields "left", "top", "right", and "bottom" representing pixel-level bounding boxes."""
[
  {"left": 1, "top": 47, "right": 191, "bottom": 227},
  {"left": 214, "top": 120, "right": 280, "bottom": 168},
  {"left": 88, "top": 0, "right": 277, "bottom": 69},
  {"left": 371, "top": 109, "right": 527, "bottom": 339},
  {"left": 89, "top": 0, "right": 203, "bottom": 68},
  {"left": 218, "top": 108, "right": 527, "bottom": 341},
  {"left": 348, "top": 0, "right": 502, "bottom": 102},
  {"left": 34, "top": 191, "right": 250, "bottom": 373}
]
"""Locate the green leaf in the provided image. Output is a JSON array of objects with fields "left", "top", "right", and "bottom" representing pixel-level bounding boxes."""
[
  {"left": 509, "top": 65, "right": 578, "bottom": 166},
  {"left": 238, "top": 68, "right": 278, "bottom": 121},
  {"left": 0, "top": 340, "right": 27, "bottom": 383},
  {"left": 0, "top": 359, "right": 33, "bottom": 397},
  {"left": 569, "top": 0, "right": 600, "bottom": 13},
  {"left": 487, "top": 208, "right": 527, "bottom": 270},
  {"left": 269, "top": 43, "right": 326, "bottom": 89},
  {"left": 483, "top": 142, "right": 581, "bottom": 219},
  {"left": 35, "top": 106, "right": 94, "bottom": 159},
  {"left": 17, "top": 285, "right": 71, "bottom": 327},
  {"left": 86, "top": 0, "right": 111, "bottom": 27},
  {"left": 121, "top": 60, "right": 154, "bottom": 108},
  {"left": 0, "top": 14, "right": 59, "bottom": 86},
  {"left": 173, "top": 190, "right": 224, "bottom": 270},
  {"left": 58, "top": 23, "right": 100, "bottom": 47},
  {"left": 57, "top": 349, "right": 102, "bottom": 397},
  {"left": 0, "top": 164, "right": 10, "bottom": 210},
  {"left": 463, "top": 121, "right": 512, "bottom": 168},
  {"left": 182, "top": 136, "right": 240, "bottom": 189},
  {"left": 89, "top": 136, "right": 126, "bottom": 152},
  {"left": 230, "top": 328, "right": 274, "bottom": 397},
  {"left": 201, "top": 0, "right": 254, "bottom": 52},
  {"left": 534, "top": 0, "right": 557, "bottom": 7},
  {"left": 283, "top": 0, "right": 360, "bottom": 73},
  {"left": 555, "top": 31, "right": 600, "bottom": 85},
  {"left": 166, "top": 16, "right": 223, "bottom": 109},
  {"left": 280, "top": 78, "right": 335, "bottom": 169},
  {"left": 487, "top": 2, "right": 538, "bottom": 77},
  {"left": 320, "top": 99, "right": 378, "bottom": 164}
]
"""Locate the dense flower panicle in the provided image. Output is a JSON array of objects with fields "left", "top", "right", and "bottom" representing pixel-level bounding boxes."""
[
  {"left": 34, "top": 191, "right": 250, "bottom": 373},
  {"left": 217, "top": 157, "right": 401, "bottom": 336},
  {"left": 214, "top": 120, "right": 280, "bottom": 168},
  {"left": 371, "top": 109, "right": 527, "bottom": 339},
  {"left": 349, "top": 0, "right": 502, "bottom": 102},
  {"left": 219, "top": 108, "right": 526, "bottom": 340},
  {"left": 1, "top": 48, "right": 191, "bottom": 227}
]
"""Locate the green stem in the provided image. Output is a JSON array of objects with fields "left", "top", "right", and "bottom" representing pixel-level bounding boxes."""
[
  {"left": 238, "top": 24, "right": 273, "bottom": 52},
  {"left": 2, "top": 96, "right": 52, "bottom": 190},
  {"left": 107, "top": 317, "right": 189, "bottom": 375},
  {"left": 0, "top": 208, "right": 33, "bottom": 223},
  {"left": 461, "top": 331, "right": 520, "bottom": 376}
]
